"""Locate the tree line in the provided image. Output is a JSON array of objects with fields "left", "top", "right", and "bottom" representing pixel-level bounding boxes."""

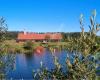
[{"left": 5, "top": 31, "right": 100, "bottom": 43}]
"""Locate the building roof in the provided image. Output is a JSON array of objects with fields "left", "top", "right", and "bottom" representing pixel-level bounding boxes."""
[{"left": 17, "top": 32, "right": 62, "bottom": 40}]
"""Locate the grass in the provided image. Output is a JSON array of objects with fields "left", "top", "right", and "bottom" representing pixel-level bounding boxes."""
[
  {"left": 1, "top": 40, "right": 68, "bottom": 54},
  {"left": 3, "top": 39, "right": 100, "bottom": 54}
]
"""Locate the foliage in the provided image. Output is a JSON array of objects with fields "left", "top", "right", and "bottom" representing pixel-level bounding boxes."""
[
  {"left": 0, "top": 17, "right": 15, "bottom": 79},
  {"left": 66, "top": 10, "right": 100, "bottom": 79},
  {"left": 96, "top": 36, "right": 100, "bottom": 44},
  {"left": 61, "top": 32, "right": 81, "bottom": 42},
  {"left": 0, "top": 17, "right": 8, "bottom": 42},
  {"left": 23, "top": 41, "right": 33, "bottom": 50},
  {"left": 0, "top": 54, "right": 15, "bottom": 79},
  {"left": 33, "top": 56, "right": 65, "bottom": 80},
  {"left": 33, "top": 53, "right": 96, "bottom": 80},
  {"left": 6, "top": 31, "right": 19, "bottom": 40},
  {"left": 33, "top": 10, "right": 100, "bottom": 80}
]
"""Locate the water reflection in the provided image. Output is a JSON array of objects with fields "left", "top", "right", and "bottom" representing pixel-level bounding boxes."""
[
  {"left": 35, "top": 46, "right": 45, "bottom": 54},
  {"left": 5, "top": 49, "right": 100, "bottom": 79},
  {"left": 6, "top": 49, "right": 67, "bottom": 79}
]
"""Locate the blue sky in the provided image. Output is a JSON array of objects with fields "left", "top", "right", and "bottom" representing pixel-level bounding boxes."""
[{"left": 0, "top": 0, "right": 100, "bottom": 32}]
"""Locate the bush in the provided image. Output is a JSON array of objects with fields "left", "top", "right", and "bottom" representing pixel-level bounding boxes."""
[{"left": 23, "top": 41, "right": 33, "bottom": 50}]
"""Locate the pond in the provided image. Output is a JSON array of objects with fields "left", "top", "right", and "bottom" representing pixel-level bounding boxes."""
[
  {"left": 2, "top": 49, "right": 100, "bottom": 79},
  {"left": 6, "top": 49, "right": 68, "bottom": 79}
]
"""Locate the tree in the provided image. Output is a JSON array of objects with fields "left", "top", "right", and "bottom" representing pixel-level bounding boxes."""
[
  {"left": 0, "top": 17, "right": 9, "bottom": 79},
  {"left": 0, "top": 17, "right": 8, "bottom": 42}
]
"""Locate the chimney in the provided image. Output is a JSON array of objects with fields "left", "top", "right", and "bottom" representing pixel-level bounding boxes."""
[{"left": 24, "top": 28, "right": 26, "bottom": 35}]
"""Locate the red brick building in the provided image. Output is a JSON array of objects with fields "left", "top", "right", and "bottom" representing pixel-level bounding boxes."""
[{"left": 17, "top": 32, "right": 62, "bottom": 42}]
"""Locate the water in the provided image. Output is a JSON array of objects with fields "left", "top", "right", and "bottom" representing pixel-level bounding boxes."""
[
  {"left": 6, "top": 49, "right": 67, "bottom": 79},
  {"left": 3, "top": 49, "right": 100, "bottom": 79}
]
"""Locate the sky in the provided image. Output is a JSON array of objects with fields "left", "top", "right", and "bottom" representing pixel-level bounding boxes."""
[{"left": 0, "top": 0, "right": 100, "bottom": 32}]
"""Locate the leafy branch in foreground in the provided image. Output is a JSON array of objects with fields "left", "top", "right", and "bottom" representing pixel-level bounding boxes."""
[
  {"left": 32, "top": 10, "right": 100, "bottom": 80},
  {"left": 0, "top": 17, "right": 15, "bottom": 79},
  {"left": 0, "top": 17, "right": 8, "bottom": 42}
]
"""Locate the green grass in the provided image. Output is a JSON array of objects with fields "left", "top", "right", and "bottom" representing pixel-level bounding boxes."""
[{"left": 1, "top": 40, "right": 69, "bottom": 54}]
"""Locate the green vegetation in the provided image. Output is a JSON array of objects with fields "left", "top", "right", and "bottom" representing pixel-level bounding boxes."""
[
  {"left": 23, "top": 41, "right": 33, "bottom": 50},
  {"left": 6, "top": 31, "right": 20, "bottom": 40},
  {"left": 0, "top": 17, "right": 8, "bottom": 78},
  {"left": 0, "top": 17, "right": 8, "bottom": 42},
  {"left": 33, "top": 10, "right": 100, "bottom": 80},
  {"left": 0, "top": 17, "right": 16, "bottom": 79}
]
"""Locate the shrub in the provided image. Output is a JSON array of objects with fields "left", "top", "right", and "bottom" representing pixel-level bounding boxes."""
[{"left": 23, "top": 41, "right": 33, "bottom": 50}]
